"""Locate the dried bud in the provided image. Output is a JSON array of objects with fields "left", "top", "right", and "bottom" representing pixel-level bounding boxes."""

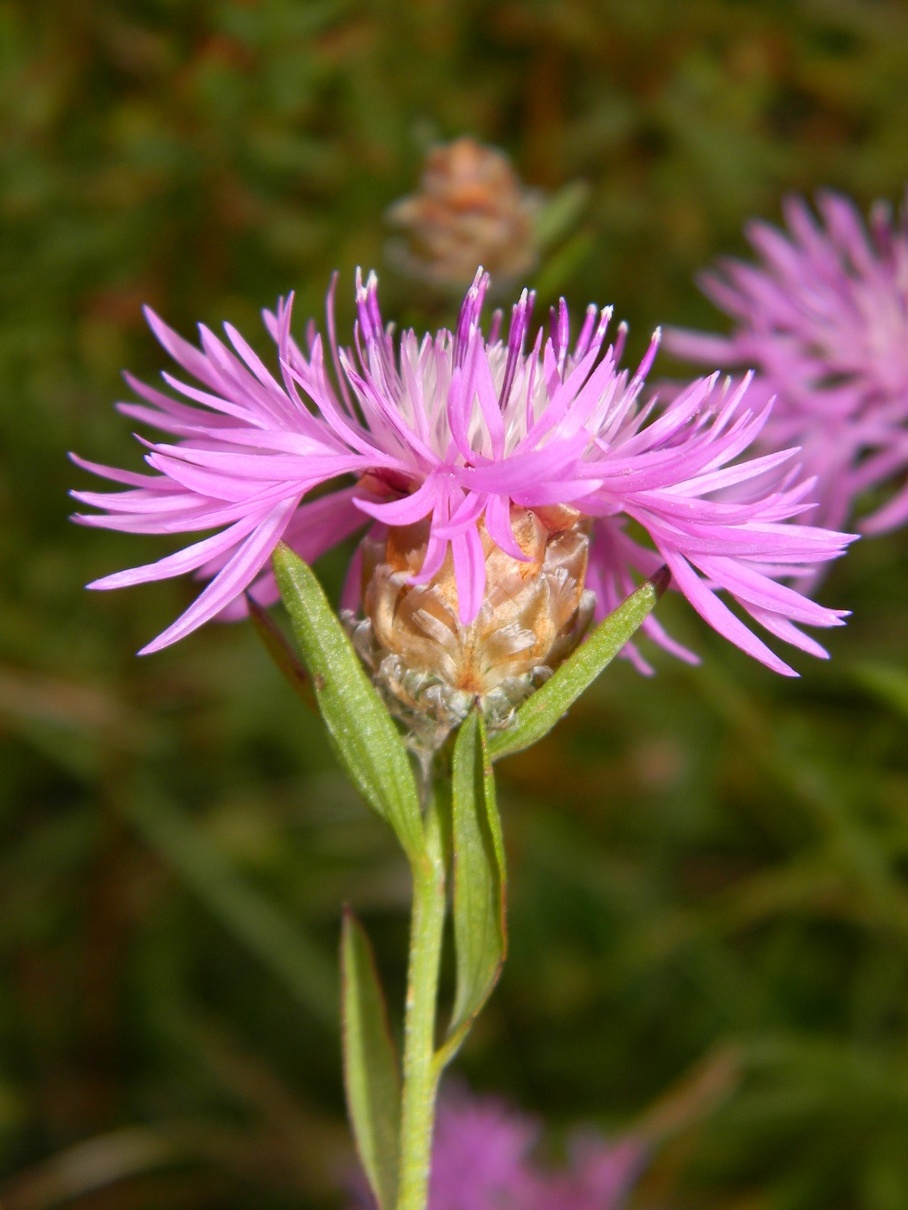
[
  {"left": 386, "top": 138, "right": 539, "bottom": 291},
  {"left": 347, "top": 507, "right": 594, "bottom": 749}
]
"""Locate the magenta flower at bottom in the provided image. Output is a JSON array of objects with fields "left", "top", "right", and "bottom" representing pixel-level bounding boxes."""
[
  {"left": 345, "top": 1086, "right": 644, "bottom": 1210},
  {"left": 73, "top": 270, "right": 853, "bottom": 692}
]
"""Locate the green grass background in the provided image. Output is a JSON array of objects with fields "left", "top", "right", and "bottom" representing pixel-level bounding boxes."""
[{"left": 2, "top": 1, "right": 908, "bottom": 1206}]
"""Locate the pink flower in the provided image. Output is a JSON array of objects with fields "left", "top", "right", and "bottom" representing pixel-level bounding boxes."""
[
  {"left": 666, "top": 189, "right": 908, "bottom": 537},
  {"left": 73, "top": 270, "right": 853, "bottom": 675},
  {"left": 346, "top": 1085, "right": 644, "bottom": 1210},
  {"left": 419, "top": 1088, "right": 542, "bottom": 1210}
]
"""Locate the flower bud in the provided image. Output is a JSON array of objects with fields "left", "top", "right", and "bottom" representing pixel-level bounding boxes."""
[
  {"left": 347, "top": 507, "right": 594, "bottom": 748},
  {"left": 386, "top": 137, "right": 538, "bottom": 291}
]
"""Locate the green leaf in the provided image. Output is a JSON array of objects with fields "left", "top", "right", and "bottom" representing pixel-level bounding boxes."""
[
  {"left": 272, "top": 544, "right": 424, "bottom": 860},
  {"left": 123, "top": 791, "right": 338, "bottom": 1029},
  {"left": 246, "top": 593, "right": 316, "bottom": 711},
  {"left": 851, "top": 661, "right": 908, "bottom": 725},
  {"left": 443, "top": 710, "right": 507, "bottom": 1059},
  {"left": 531, "top": 230, "right": 595, "bottom": 304},
  {"left": 532, "top": 179, "right": 591, "bottom": 252},
  {"left": 488, "top": 569, "right": 669, "bottom": 762},
  {"left": 341, "top": 907, "right": 401, "bottom": 1210}
]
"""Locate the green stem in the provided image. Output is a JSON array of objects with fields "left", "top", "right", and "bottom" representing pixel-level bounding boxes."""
[{"left": 396, "top": 788, "right": 447, "bottom": 1210}]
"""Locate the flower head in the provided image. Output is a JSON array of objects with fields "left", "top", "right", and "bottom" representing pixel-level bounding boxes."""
[
  {"left": 345, "top": 1085, "right": 644, "bottom": 1210},
  {"left": 73, "top": 270, "right": 852, "bottom": 691},
  {"left": 666, "top": 189, "right": 908, "bottom": 536}
]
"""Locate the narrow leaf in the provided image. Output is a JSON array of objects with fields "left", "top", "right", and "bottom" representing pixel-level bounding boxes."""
[
  {"left": 444, "top": 710, "right": 507, "bottom": 1057},
  {"left": 852, "top": 661, "right": 908, "bottom": 725},
  {"left": 341, "top": 908, "right": 401, "bottom": 1210},
  {"left": 124, "top": 791, "right": 338, "bottom": 1028},
  {"left": 488, "top": 569, "right": 669, "bottom": 762},
  {"left": 532, "top": 179, "right": 591, "bottom": 252},
  {"left": 272, "top": 544, "right": 424, "bottom": 860},
  {"left": 247, "top": 593, "right": 316, "bottom": 711}
]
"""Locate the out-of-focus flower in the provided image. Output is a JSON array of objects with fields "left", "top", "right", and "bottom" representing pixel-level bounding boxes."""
[
  {"left": 346, "top": 1085, "right": 643, "bottom": 1210},
  {"left": 386, "top": 138, "right": 539, "bottom": 289},
  {"left": 73, "top": 270, "right": 852, "bottom": 703},
  {"left": 666, "top": 189, "right": 908, "bottom": 537},
  {"left": 547, "top": 1132, "right": 646, "bottom": 1210}
]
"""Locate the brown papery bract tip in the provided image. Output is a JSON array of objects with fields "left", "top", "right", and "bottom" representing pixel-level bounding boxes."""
[{"left": 650, "top": 565, "right": 672, "bottom": 598}]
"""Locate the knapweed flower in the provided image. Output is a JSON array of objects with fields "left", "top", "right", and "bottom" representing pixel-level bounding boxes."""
[
  {"left": 386, "top": 138, "right": 539, "bottom": 289},
  {"left": 666, "top": 189, "right": 908, "bottom": 538},
  {"left": 346, "top": 1085, "right": 644, "bottom": 1210},
  {"left": 73, "top": 270, "right": 852, "bottom": 732}
]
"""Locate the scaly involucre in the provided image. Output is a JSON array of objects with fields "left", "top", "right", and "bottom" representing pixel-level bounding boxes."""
[
  {"left": 73, "top": 269, "right": 853, "bottom": 674},
  {"left": 667, "top": 189, "right": 908, "bottom": 537}
]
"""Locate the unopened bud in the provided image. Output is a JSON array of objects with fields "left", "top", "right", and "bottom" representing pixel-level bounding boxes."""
[
  {"left": 347, "top": 507, "right": 594, "bottom": 749},
  {"left": 386, "top": 138, "right": 539, "bottom": 291}
]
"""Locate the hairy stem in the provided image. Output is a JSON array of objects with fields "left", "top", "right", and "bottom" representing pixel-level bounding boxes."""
[{"left": 395, "top": 788, "right": 446, "bottom": 1210}]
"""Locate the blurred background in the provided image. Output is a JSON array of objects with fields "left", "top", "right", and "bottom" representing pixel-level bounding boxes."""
[{"left": 2, "top": 0, "right": 908, "bottom": 1206}]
